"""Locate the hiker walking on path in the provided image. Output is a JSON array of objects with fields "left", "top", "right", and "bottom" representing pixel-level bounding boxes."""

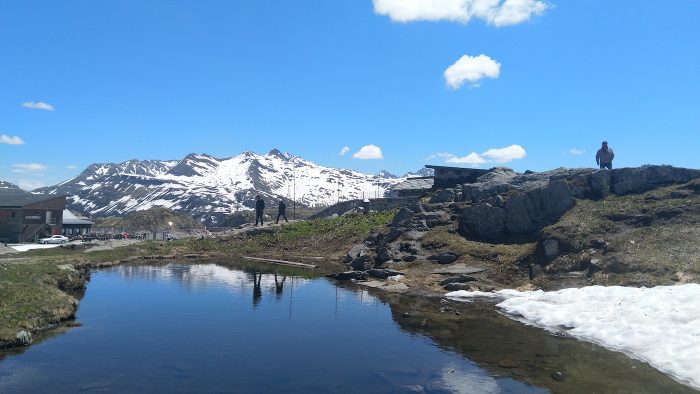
[
  {"left": 596, "top": 141, "right": 615, "bottom": 169},
  {"left": 276, "top": 200, "right": 288, "bottom": 224},
  {"left": 255, "top": 195, "right": 265, "bottom": 226}
]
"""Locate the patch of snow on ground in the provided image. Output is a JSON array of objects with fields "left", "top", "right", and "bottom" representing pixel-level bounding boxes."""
[
  {"left": 9, "top": 244, "right": 62, "bottom": 252},
  {"left": 446, "top": 285, "right": 700, "bottom": 390}
]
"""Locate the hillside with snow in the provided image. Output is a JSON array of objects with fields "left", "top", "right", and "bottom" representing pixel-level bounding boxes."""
[{"left": 36, "top": 149, "right": 423, "bottom": 225}]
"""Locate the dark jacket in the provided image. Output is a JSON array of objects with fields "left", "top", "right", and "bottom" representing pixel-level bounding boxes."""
[
  {"left": 256, "top": 198, "right": 265, "bottom": 211},
  {"left": 278, "top": 202, "right": 286, "bottom": 213}
]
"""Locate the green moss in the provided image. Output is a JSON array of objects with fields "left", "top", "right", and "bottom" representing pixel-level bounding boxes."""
[{"left": 0, "top": 261, "right": 84, "bottom": 343}]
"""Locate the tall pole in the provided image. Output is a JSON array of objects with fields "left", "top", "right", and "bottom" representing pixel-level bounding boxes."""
[
  {"left": 293, "top": 166, "right": 296, "bottom": 220},
  {"left": 337, "top": 177, "right": 340, "bottom": 203}
]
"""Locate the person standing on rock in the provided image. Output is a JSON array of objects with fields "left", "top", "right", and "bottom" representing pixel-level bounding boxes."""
[
  {"left": 255, "top": 195, "right": 265, "bottom": 226},
  {"left": 596, "top": 141, "right": 615, "bottom": 169},
  {"left": 276, "top": 200, "right": 288, "bottom": 224}
]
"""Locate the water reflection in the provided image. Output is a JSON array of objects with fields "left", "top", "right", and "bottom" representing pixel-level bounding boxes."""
[{"left": 0, "top": 263, "right": 547, "bottom": 393}]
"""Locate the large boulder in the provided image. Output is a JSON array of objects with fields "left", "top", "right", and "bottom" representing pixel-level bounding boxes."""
[
  {"left": 589, "top": 169, "right": 611, "bottom": 199},
  {"left": 460, "top": 179, "right": 573, "bottom": 240},
  {"left": 391, "top": 207, "right": 414, "bottom": 228},
  {"left": 459, "top": 204, "right": 507, "bottom": 240},
  {"left": 610, "top": 165, "right": 700, "bottom": 195},
  {"left": 430, "top": 189, "right": 456, "bottom": 204},
  {"left": 505, "top": 180, "right": 573, "bottom": 235}
]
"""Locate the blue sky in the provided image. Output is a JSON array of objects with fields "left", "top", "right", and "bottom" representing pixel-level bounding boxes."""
[{"left": 1, "top": 0, "right": 698, "bottom": 189}]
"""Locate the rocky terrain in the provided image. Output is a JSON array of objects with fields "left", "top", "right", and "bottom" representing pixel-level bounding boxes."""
[
  {"left": 32, "top": 150, "right": 423, "bottom": 226},
  {"left": 330, "top": 165, "right": 700, "bottom": 293}
]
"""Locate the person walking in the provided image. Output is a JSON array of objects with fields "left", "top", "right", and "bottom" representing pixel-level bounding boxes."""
[
  {"left": 255, "top": 195, "right": 265, "bottom": 226},
  {"left": 276, "top": 200, "right": 288, "bottom": 224},
  {"left": 596, "top": 141, "right": 615, "bottom": 169}
]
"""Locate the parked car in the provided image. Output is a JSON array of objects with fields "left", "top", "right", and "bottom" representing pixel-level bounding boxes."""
[{"left": 38, "top": 235, "right": 70, "bottom": 244}]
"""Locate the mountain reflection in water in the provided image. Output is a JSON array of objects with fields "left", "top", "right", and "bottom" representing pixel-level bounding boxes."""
[{"left": 0, "top": 263, "right": 545, "bottom": 394}]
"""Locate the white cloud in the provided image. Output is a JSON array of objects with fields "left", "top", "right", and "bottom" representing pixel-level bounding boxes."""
[
  {"left": 11, "top": 163, "right": 48, "bottom": 173},
  {"left": 0, "top": 134, "right": 25, "bottom": 145},
  {"left": 66, "top": 164, "right": 78, "bottom": 169},
  {"left": 435, "top": 144, "right": 526, "bottom": 167},
  {"left": 568, "top": 148, "right": 584, "bottom": 155},
  {"left": 22, "top": 101, "right": 55, "bottom": 111},
  {"left": 373, "top": 0, "right": 549, "bottom": 27},
  {"left": 481, "top": 144, "right": 527, "bottom": 162},
  {"left": 353, "top": 144, "right": 384, "bottom": 160},
  {"left": 339, "top": 146, "right": 351, "bottom": 156},
  {"left": 444, "top": 54, "right": 501, "bottom": 89}
]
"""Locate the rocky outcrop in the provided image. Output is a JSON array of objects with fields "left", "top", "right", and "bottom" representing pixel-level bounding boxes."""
[
  {"left": 458, "top": 165, "right": 700, "bottom": 241},
  {"left": 460, "top": 179, "right": 573, "bottom": 240},
  {"left": 610, "top": 166, "right": 700, "bottom": 195},
  {"left": 330, "top": 165, "right": 700, "bottom": 287}
]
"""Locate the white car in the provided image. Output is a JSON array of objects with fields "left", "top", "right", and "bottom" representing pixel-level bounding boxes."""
[{"left": 38, "top": 235, "right": 70, "bottom": 244}]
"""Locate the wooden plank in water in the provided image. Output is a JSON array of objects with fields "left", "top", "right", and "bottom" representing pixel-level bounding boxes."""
[{"left": 241, "top": 256, "right": 317, "bottom": 268}]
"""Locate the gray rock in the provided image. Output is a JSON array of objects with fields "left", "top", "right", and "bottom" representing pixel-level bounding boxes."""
[
  {"left": 367, "top": 269, "right": 404, "bottom": 279},
  {"left": 460, "top": 204, "right": 507, "bottom": 240},
  {"left": 350, "top": 255, "right": 374, "bottom": 271},
  {"left": 505, "top": 180, "right": 573, "bottom": 235},
  {"left": 391, "top": 207, "right": 414, "bottom": 228},
  {"left": 402, "top": 255, "right": 418, "bottom": 262},
  {"left": 375, "top": 247, "right": 393, "bottom": 264},
  {"left": 328, "top": 271, "right": 369, "bottom": 281},
  {"left": 590, "top": 169, "right": 611, "bottom": 199},
  {"left": 590, "top": 239, "right": 608, "bottom": 249},
  {"left": 430, "top": 189, "right": 455, "bottom": 204},
  {"left": 429, "top": 252, "right": 459, "bottom": 265},
  {"left": 611, "top": 165, "right": 700, "bottom": 195},
  {"left": 443, "top": 283, "right": 472, "bottom": 291},
  {"left": 542, "top": 238, "right": 559, "bottom": 260},
  {"left": 16, "top": 331, "right": 32, "bottom": 346},
  {"left": 343, "top": 244, "right": 368, "bottom": 264}
]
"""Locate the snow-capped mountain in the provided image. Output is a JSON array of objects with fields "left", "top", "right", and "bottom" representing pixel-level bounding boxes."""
[
  {"left": 36, "top": 149, "right": 417, "bottom": 225},
  {"left": 0, "top": 181, "right": 26, "bottom": 195}
]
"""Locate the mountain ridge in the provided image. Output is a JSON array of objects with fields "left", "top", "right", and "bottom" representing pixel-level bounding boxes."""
[{"left": 33, "top": 149, "right": 431, "bottom": 225}]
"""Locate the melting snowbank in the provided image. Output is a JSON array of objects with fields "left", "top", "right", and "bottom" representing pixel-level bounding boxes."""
[{"left": 446, "top": 285, "right": 700, "bottom": 390}]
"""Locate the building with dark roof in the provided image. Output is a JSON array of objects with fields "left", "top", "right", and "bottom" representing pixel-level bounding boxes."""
[{"left": 0, "top": 194, "right": 67, "bottom": 243}]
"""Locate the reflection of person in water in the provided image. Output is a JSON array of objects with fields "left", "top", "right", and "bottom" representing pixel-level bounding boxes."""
[
  {"left": 252, "top": 271, "right": 262, "bottom": 307},
  {"left": 274, "top": 273, "right": 286, "bottom": 301}
]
